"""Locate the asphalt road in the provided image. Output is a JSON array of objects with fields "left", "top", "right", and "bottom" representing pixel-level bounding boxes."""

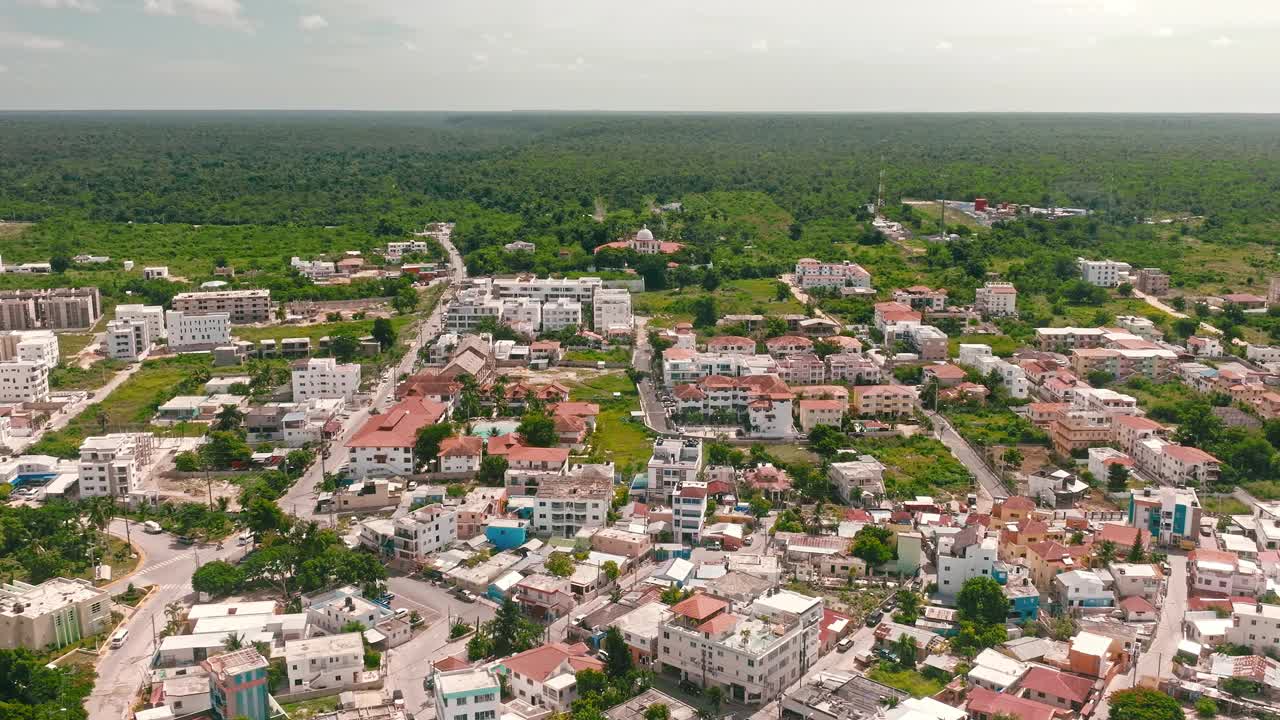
[
  {"left": 631, "top": 316, "right": 670, "bottom": 434},
  {"left": 926, "top": 409, "right": 1009, "bottom": 501}
]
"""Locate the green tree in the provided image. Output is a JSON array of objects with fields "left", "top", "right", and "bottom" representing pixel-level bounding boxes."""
[
  {"left": 956, "top": 576, "right": 1010, "bottom": 625},
  {"left": 1125, "top": 540, "right": 1146, "bottom": 563},
  {"left": 192, "top": 560, "right": 244, "bottom": 597},
  {"left": 749, "top": 496, "right": 773, "bottom": 518},
  {"left": 1107, "top": 462, "right": 1130, "bottom": 492},
  {"left": 1108, "top": 688, "right": 1183, "bottom": 720},
  {"left": 330, "top": 332, "right": 359, "bottom": 361},
  {"left": 517, "top": 412, "right": 558, "bottom": 447},
  {"left": 1194, "top": 697, "right": 1217, "bottom": 718},
  {"left": 706, "top": 686, "right": 724, "bottom": 714},
  {"left": 894, "top": 634, "right": 917, "bottom": 669},
  {"left": 645, "top": 705, "right": 671, "bottom": 720},
  {"left": 371, "top": 317, "right": 397, "bottom": 349},
  {"left": 1094, "top": 540, "right": 1118, "bottom": 566},
  {"left": 214, "top": 405, "right": 244, "bottom": 432},
  {"left": 478, "top": 455, "right": 508, "bottom": 486},
  {"left": 850, "top": 525, "right": 897, "bottom": 570},
  {"left": 602, "top": 560, "right": 620, "bottom": 582},
  {"left": 223, "top": 632, "right": 245, "bottom": 651},
  {"left": 243, "top": 497, "right": 291, "bottom": 536},
  {"left": 545, "top": 552, "right": 574, "bottom": 577},
  {"left": 49, "top": 253, "right": 71, "bottom": 273},
  {"left": 1175, "top": 402, "right": 1222, "bottom": 448},
  {"left": 602, "top": 626, "right": 633, "bottom": 679},
  {"left": 691, "top": 296, "right": 718, "bottom": 328},
  {"left": 415, "top": 423, "right": 455, "bottom": 472},
  {"left": 392, "top": 286, "right": 419, "bottom": 314},
  {"left": 893, "top": 590, "right": 923, "bottom": 625},
  {"left": 201, "top": 430, "right": 251, "bottom": 469}
]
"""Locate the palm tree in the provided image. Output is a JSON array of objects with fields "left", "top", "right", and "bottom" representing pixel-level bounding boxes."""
[
  {"left": 223, "top": 632, "right": 245, "bottom": 651},
  {"left": 164, "top": 601, "right": 184, "bottom": 635},
  {"left": 1094, "top": 540, "right": 1118, "bottom": 566},
  {"left": 215, "top": 496, "right": 231, "bottom": 514},
  {"left": 214, "top": 405, "right": 244, "bottom": 432}
]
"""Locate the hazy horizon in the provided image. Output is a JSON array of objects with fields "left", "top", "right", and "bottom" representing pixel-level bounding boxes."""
[{"left": 1, "top": 1, "right": 1277, "bottom": 112}]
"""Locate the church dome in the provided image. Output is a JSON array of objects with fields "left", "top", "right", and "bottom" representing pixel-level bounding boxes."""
[{"left": 635, "top": 227, "right": 654, "bottom": 241}]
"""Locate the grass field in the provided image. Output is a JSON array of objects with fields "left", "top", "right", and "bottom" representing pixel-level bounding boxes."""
[
  {"left": 28, "top": 354, "right": 213, "bottom": 458},
  {"left": 0, "top": 222, "right": 31, "bottom": 239},
  {"left": 279, "top": 696, "right": 340, "bottom": 720},
  {"left": 50, "top": 359, "right": 129, "bottom": 391},
  {"left": 57, "top": 332, "right": 96, "bottom": 361},
  {"left": 948, "top": 334, "right": 1021, "bottom": 358},
  {"left": 903, "top": 200, "right": 986, "bottom": 231},
  {"left": 569, "top": 372, "right": 654, "bottom": 472},
  {"left": 944, "top": 406, "right": 1050, "bottom": 448},
  {"left": 847, "top": 435, "right": 973, "bottom": 500},
  {"left": 634, "top": 278, "right": 805, "bottom": 327},
  {"left": 564, "top": 347, "right": 631, "bottom": 364},
  {"left": 233, "top": 314, "right": 415, "bottom": 344},
  {"left": 867, "top": 661, "right": 946, "bottom": 697},
  {"left": 1201, "top": 495, "right": 1249, "bottom": 516}
]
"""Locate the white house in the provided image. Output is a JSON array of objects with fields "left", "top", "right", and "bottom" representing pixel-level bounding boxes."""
[
  {"left": 593, "top": 288, "right": 633, "bottom": 333},
  {"left": 77, "top": 433, "right": 154, "bottom": 498},
  {"left": 1079, "top": 259, "right": 1130, "bottom": 288},
  {"left": 291, "top": 357, "right": 361, "bottom": 403},
  {"left": 346, "top": 397, "right": 449, "bottom": 478},
  {"left": 283, "top": 633, "right": 366, "bottom": 692},
  {"left": 105, "top": 318, "right": 152, "bottom": 362},
  {"left": 433, "top": 667, "right": 501, "bottom": 720},
  {"left": 974, "top": 282, "right": 1017, "bottom": 317},
  {"left": 0, "top": 360, "right": 49, "bottom": 403},
  {"left": 115, "top": 304, "right": 167, "bottom": 340},
  {"left": 437, "top": 435, "right": 482, "bottom": 474}
]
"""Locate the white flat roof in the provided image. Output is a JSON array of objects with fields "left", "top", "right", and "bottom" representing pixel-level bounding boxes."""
[
  {"left": 753, "top": 589, "right": 822, "bottom": 616},
  {"left": 187, "top": 601, "right": 278, "bottom": 620}
]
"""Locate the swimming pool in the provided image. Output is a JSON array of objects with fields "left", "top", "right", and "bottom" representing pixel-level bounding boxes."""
[
  {"left": 469, "top": 420, "right": 520, "bottom": 438},
  {"left": 11, "top": 472, "right": 58, "bottom": 488}
]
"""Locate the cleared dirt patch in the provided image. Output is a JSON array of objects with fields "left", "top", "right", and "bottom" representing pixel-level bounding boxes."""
[{"left": 0, "top": 222, "right": 33, "bottom": 239}]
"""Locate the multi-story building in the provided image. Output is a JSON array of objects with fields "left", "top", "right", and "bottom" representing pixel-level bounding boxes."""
[
  {"left": 433, "top": 667, "right": 502, "bottom": 720},
  {"left": 1114, "top": 315, "right": 1163, "bottom": 341},
  {"left": 1226, "top": 602, "right": 1280, "bottom": 653},
  {"left": 937, "top": 529, "right": 1005, "bottom": 601},
  {"left": 77, "top": 433, "right": 154, "bottom": 497},
  {"left": 873, "top": 301, "right": 922, "bottom": 332},
  {"left": 1035, "top": 327, "right": 1107, "bottom": 353},
  {"left": 797, "top": 398, "right": 844, "bottom": 432},
  {"left": 828, "top": 455, "right": 886, "bottom": 504},
  {"left": 0, "top": 330, "right": 59, "bottom": 370},
  {"left": 303, "top": 585, "right": 410, "bottom": 648},
  {"left": 0, "top": 360, "right": 49, "bottom": 403},
  {"left": 531, "top": 472, "right": 612, "bottom": 538},
  {"left": 513, "top": 574, "right": 575, "bottom": 621},
  {"left": 0, "top": 577, "right": 112, "bottom": 649},
  {"left": 1107, "top": 562, "right": 1162, "bottom": 602},
  {"left": 498, "top": 297, "right": 542, "bottom": 335},
  {"left": 1128, "top": 486, "right": 1202, "bottom": 547},
  {"left": 967, "top": 353, "right": 1030, "bottom": 399},
  {"left": 657, "top": 590, "right": 823, "bottom": 705},
  {"left": 504, "top": 446, "right": 570, "bottom": 496},
  {"left": 593, "top": 288, "right": 633, "bottom": 333},
  {"left": 594, "top": 227, "right": 685, "bottom": 255},
  {"left": 614, "top": 602, "right": 675, "bottom": 666},
  {"left": 673, "top": 374, "right": 796, "bottom": 438},
  {"left": 793, "top": 258, "right": 872, "bottom": 290},
  {"left": 672, "top": 480, "right": 709, "bottom": 545},
  {"left": 284, "top": 633, "right": 365, "bottom": 692},
  {"left": 541, "top": 299, "right": 582, "bottom": 332},
  {"left": 165, "top": 310, "right": 231, "bottom": 350},
  {"left": 852, "top": 385, "right": 915, "bottom": 417},
  {"left": 445, "top": 287, "right": 504, "bottom": 333},
  {"left": 900, "top": 324, "right": 947, "bottom": 361},
  {"left": 0, "top": 288, "right": 102, "bottom": 330},
  {"left": 1134, "top": 268, "right": 1170, "bottom": 296},
  {"left": 706, "top": 336, "right": 757, "bottom": 355},
  {"left": 893, "top": 286, "right": 948, "bottom": 311},
  {"left": 105, "top": 318, "right": 152, "bottom": 362},
  {"left": 661, "top": 348, "right": 777, "bottom": 386},
  {"left": 346, "top": 397, "right": 449, "bottom": 478},
  {"left": 497, "top": 642, "right": 604, "bottom": 711},
  {"left": 171, "top": 289, "right": 271, "bottom": 323},
  {"left": 115, "top": 304, "right": 167, "bottom": 340},
  {"left": 437, "top": 435, "right": 482, "bottom": 474},
  {"left": 1111, "top": 414, "right": 1164, "bottom": 455},
  {"left": 974, "top": 282, "right": 1018, "bottom": 317},
  {"left": 642, "top": 438, "right": 702, "bottom": 504},
  {"left": 1054, "top": 570, "right": 1115, "bottom": 611},
  {"left": 1070, "top": 347, "right": 1177, "bottom": 383},
  {"left": 491, "top": 276, "right": 603, "bottom": 304},
  {"left": 764, "top": 335, "right": 814, "bottom": 357},
  {"left": 359, "top": 504, "right": 458, "bottom": 565},
  {"left": 1079, "top": 258, "right": 1130, "bottom": 287},
  {"left": 1189, "top": 549, "right": 1265, "bottom": 599},
  {"left": 204, "top": 648, "right": 271, "bottom": 720},
  {"left": 291, "top": 357, "right": 361, "bottom": 403},
  {"left": 1048, "top": 410, "right": 1112, "bottom": 456},
  {"left": 825, "top": 353, "right": 881, "bottom": 384}
]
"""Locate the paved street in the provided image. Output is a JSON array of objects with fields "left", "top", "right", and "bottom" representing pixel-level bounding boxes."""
[
  {"left": 1093, "top": 553, "right": 1188, "bottom": 719},
  {"left": 631, "top": 316, "right": 671, "bottom": 434},
  {"left": 926, "top": 409, "right": 1008, "bottom": 501},
  {"left": 91, "top": 522, "right": 247, "bottom": 720},
  {"left": 11, "top": 361, "right": 144, "bottom": 454}
]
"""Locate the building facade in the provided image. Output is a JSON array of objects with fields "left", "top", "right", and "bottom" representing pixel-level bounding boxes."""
[{"left": 171, "top": 289, "right": 272, "bottom": 323}]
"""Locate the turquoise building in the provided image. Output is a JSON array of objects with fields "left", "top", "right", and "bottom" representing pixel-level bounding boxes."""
[{"left": 203, "top": 648, "right": 271, "bottom": 720}]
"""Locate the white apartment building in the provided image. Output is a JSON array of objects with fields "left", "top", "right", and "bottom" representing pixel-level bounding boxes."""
[
  {"left": 828, "top": 455, "right": 886, "bottom": 504},
  {"left": 532, "top": 473, "right": 612, "bottom": 538},
  {"left": 1079, "top": 259, "right": 1131, "bottom": 287},
  {"left": 593, "top": 288, "right": 633, "bottom": 333},
  {"left": 433, "top": 667, "right": 501, "bottom": 720},
  {"left": 165, "top": 310, "right": 231, "bottom": 350},
  {"left": 936, "top": 531, "right": 1000, "bottom": 600},
  {"left": 0, "top": 330, "right": 59, "bottom": 370},
  {"left": 1226, "top": 602, "right": 1280, "bottom": 653},
  {"left": 1073, "top": 387, "right": 1139, "bottom": 415},
  {"left": 284, "top": 633, "right": 365, "bottom": 692},
  {"left": 303, "top": 585, "right": 410, "bottom": 648},
  {"left": 972, "top": 354, "right": 1030, "bottom": 399},
  {"left": 661, "top": 349, "right": 777, "bottom": 387},
  {"left": 1190, "top": 550, "right": 1265, "bottom": 598},
  {"left": 291, "top": 357, "right": 361, "bottom": 403},
  {"left": 974, "top": 282, "right": 1018, "bottom": 316},
  {"left": 491, "top": 276, "right": 603, "bottom": 304},
  {"left": 0, "top": 578, "right": 113, "bottom": 650},
  {"left": 1107, "top": 563, "right": 1162, "bottom": 602},
  {"left": 500, "top": 297, "right": 542, "bottom": 335},
  {"left": 0, "top": 360, "right": 49, "bottom": 403},
  {"left": 115, "top": 304, "right": 167, "bottom": 340},
  {"left": 644, "top": 438, "right": 703, "bottom": 504},
  {"left": 346, "top": 398, "right": 448, "bottom": 478},
  {"left": 793, "top": 258, "right": 872, "bottom": 290},
  {"left": 672, "top": 480, "right": 709, "bottom": 545},
  {"left": 541, "top": 300, "right": 582, "bottom": 332},
  {"left": 105, "top": 318, "right": 152, "bottom": 361},
  {"left": 77, "top": 433, "right": 154, "bottom": 497},
  {"left": 393, "top": 505, "right": 458, "bottom": 561},
  {"left": 385, "top": 240, "right": 433, "bottom": 261},
  {"left": 1246, "top": 344, "right": 1280, "bottom": 364},
  {"left": 657, "top": 590, "right": 823, "bottom": 705},
  {"left": 1115, "top": 315, "right": 1163, "bottom": 341},
  {"left": 445, "top": 288, "right": 503, "bottom": 333}
]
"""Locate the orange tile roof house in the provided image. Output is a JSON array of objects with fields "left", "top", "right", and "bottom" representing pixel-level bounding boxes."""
[
  {"left": 922, "top": 362, "right": 967, "bottom": 386},
  {"left": 1013, "top": 666, "right": 1095, "bottom": 712},
  {"left": 437, "top": 435, "right": 483, "bottom": 474},
  {"left": 966, "top": 687, "right": 1058, "bottom": 720},
  {"left": 498, "top": 641, "right": 605, "bottom": 711},
  {"left": 798, "top": 398, "right": 846, "bottom": 433},
  {"left": 669, "top": 592, "right": 730, "bottom": 621},
  {"left": 347, "top": 397, "right": 448, "bottom": 477}
]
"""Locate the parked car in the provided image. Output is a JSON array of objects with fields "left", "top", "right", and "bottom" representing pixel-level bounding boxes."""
[
  {"left": 110, "top": 629, "right": 129, "bottom": 648},
  {"left": 142, "top": 521, "right": 163, "bottom": 534},
  {"left": 456, "top": 589, "right": 477, "bottom": 603},
  {"left": 837, "top": 637, "right": 855, "bottom": 653},
  {"left": 865, "top": 610, "right": 883, "bottom": 627},
  {"left": 176, "top": 535, "right": 195, "bottom": 546}
]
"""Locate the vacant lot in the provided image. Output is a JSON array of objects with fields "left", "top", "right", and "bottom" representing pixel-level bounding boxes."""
[
  {"left": 633, "top": 278, "right": 805, "bottom": 328},
  {"left": 570, "top": 372, "right": 653, "bottom": 473},
  {"left": 846, "top": 435, "right": 973, "bottom": 500}
]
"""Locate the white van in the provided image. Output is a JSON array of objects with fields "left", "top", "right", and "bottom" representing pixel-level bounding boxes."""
[
  {"left": 110, "top": 629, "right": 129, "bottom": 648},
  {"left": 142, "top": 521, "right": 162, "bottom": 534}
]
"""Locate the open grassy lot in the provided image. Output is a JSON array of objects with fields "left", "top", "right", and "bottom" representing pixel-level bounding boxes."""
[
  {"left": 50, "top": 359, "right": 129, "bottom": 391},
  {"left": 948, "top": 333, "right": 1021, "bottom": 358},
  {"left": 564, "top": 347, "right": 631, "bottom": 364},
  {"left": 280, "top": 696, "right": 340, "bottom": 720},
  {"left": 233, "top": 314, "right": 414, "bottom": 344},
  {"left": 57, "top": 332, "right": 97, "bottom": 361},
  {"left": 867, "top": 661, "right": 947, "bottom": 697},
  {"left": 1201, "top": 495, "right": 1249, "bottom": 516},
  {"left": 903, "top": 200, "right": 986, "bottom": 231},
  {"left": 0, "top": 222, "right": 32, "bottom": 239},
  {"left": 570, "top": 372, "right": 653, "bottom": 473},
  {"left": 633, "top": 278, "right": 805, "bottom": 328},
  {"left": 845, "top": 435, "right": 973, "bottom": 500},
  {"left": 29, "top": 354, "right": 213, "bottom": 458},
  {"left": 943, "top": 406, "right": 1050, "bottom": 448}
]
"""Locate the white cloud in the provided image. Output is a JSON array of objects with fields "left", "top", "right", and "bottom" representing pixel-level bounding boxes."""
[
  {"left": 750, "top": 38, "right": 768, "bottom": 52},
  {"left": 402, "top": 41, "right": 418, "bottom": 52},
  {"left": 1210, "top": 35, "right": 1234, "bottom": 47},
  {"left": 22, "top": 0, "right": 99, "bottom": 11},
  {"left": 299, "top": 15, "right": 329, "bottom": 31},
  {"left": 1153, "top": 26, "right": 1174, "bottom": 37},
  {"left": 935, "top": 40, "right": 953, "bottom": 51},
  {"left": 143, "top": 0, "right": 252, "bottom": 32},
  {"left": 0, "top": 30, "right": 67, "bottom": 50}
]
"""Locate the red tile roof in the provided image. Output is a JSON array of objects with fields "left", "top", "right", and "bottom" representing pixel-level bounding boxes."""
[
  {"left": 502, "top": 642, "right": 602, "bottom": 682},
  {"left": 1002, "top": 495, "right": 1036, "bottom": 511},
  {"left": 967, "top": 687, "right": 1057, "bottom": 720},
  {"left": 1120, "top": 596, "right": 1156, "bottom": 614},
  {"left": 669, "top": 593, "right": 728, "bottom": 621},
  {"left": 438, "top": 435, "right": 483, "bottom": 457},
  {"left": 508, "top": 446, "right": 569, "bottom": 465},
  {"left": 799, "top": 399, "right": 845, "bottom": 411},
  {"left": 1162, "top": 444, "right": 1220, "bottom": 464},
  {"left": 707, "top": 336, "right": 755, "bottom": 348},
  {"left": 347, "top": 397, "right": 448, "bottom": 449},
  {"left": 487, "top": 433, "right": 522, "bottom": 456},
  {"left": 696, "top": 613, "right": 740, "bottom": 635},
  {"left": 1018, "top": 667, "right": 1095, "bottom": 704},
  {"left": 1098, "top": 523, "right": 1142, "bottom": 548},
  {"left": 552, "top": 402, "right": 600, "bottom": 418},
  {"left": 924, "top": 363, "right": 967, "bottom": 379}
]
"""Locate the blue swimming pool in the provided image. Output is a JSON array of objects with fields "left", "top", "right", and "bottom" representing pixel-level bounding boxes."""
[{"left": 11, "top": 472, "right": 57, "bottom": 488}]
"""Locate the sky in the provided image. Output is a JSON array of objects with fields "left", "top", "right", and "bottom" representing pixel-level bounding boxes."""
[{"left": 0, "top": 0, "right": 1277, "bottom": 112}]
